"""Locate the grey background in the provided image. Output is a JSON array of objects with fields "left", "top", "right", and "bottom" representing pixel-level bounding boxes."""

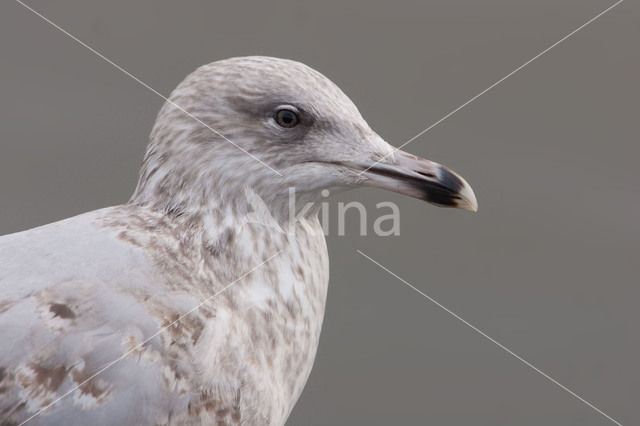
[{"left": 1, "top": 0, "right": 638, "bottom": 425}]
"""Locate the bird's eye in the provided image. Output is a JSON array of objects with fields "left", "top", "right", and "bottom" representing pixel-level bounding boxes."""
[{"left": 275, "top": 108, "right": 299, "bottom": 128}]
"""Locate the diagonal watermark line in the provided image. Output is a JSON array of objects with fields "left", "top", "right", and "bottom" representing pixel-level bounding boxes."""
[
  {"left": 359, "top": 0, "right": 624, "bottom": 176},
  {"left": 14, "top": 0, "right": 283, "bottom": 177},
  {"left": 18, "top": 250, "right": 284, "bottom": 426},
  {"left": 356, "top": 249, "right": 624, "bottom": 426}
]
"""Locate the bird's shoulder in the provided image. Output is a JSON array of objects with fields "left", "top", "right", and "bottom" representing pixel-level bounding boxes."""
[{"left": 0, "top": 206, "right": 256, "bottom": 425}]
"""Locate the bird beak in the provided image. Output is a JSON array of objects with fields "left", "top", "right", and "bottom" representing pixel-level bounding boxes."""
[{"left": 344, "top": 150, "right": 478, "bottom": 212}]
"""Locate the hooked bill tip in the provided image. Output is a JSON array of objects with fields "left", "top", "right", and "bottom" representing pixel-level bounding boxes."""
[{"left": 421, "top": 167, "right": 478, "bottom": 212}]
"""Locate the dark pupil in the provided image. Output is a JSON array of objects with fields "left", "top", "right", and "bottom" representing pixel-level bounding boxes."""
[{"left": 278, "top": 110, "right": 297, "bottom": 126}]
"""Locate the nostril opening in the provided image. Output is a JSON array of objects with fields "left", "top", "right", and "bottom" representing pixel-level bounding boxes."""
[{"left": 417, "top": 171, "right": 436, "bottom": 179}]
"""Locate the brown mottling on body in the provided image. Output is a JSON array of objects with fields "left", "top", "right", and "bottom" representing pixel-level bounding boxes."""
[
  {"left": 70, "top": 366, "right": 111, "bottom": 402},
  {"left": 17, "top": 363, "right": 67, "bottom": 403},
  {"left": 49, "top": 303, "right": 76, "bottom": 319},
  {"left": 29, "top": 364, "right": 66, "bottom": 392},
  {"left": 0, "top": 299, "right": 14, "bottom": 314}
]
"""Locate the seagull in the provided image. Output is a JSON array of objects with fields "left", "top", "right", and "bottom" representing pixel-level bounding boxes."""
[{"left": 0, "top": 56, "right": 477, "bottom": 426}]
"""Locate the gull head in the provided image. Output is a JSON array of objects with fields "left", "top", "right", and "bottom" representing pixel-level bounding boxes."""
[{"left": 131, "top": 56, "right": 477, "bottom": 216}]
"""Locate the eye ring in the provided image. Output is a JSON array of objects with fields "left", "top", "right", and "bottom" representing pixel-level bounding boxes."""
[{"left": 274, "top": 107, "right": 300, "bottom": 128}]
